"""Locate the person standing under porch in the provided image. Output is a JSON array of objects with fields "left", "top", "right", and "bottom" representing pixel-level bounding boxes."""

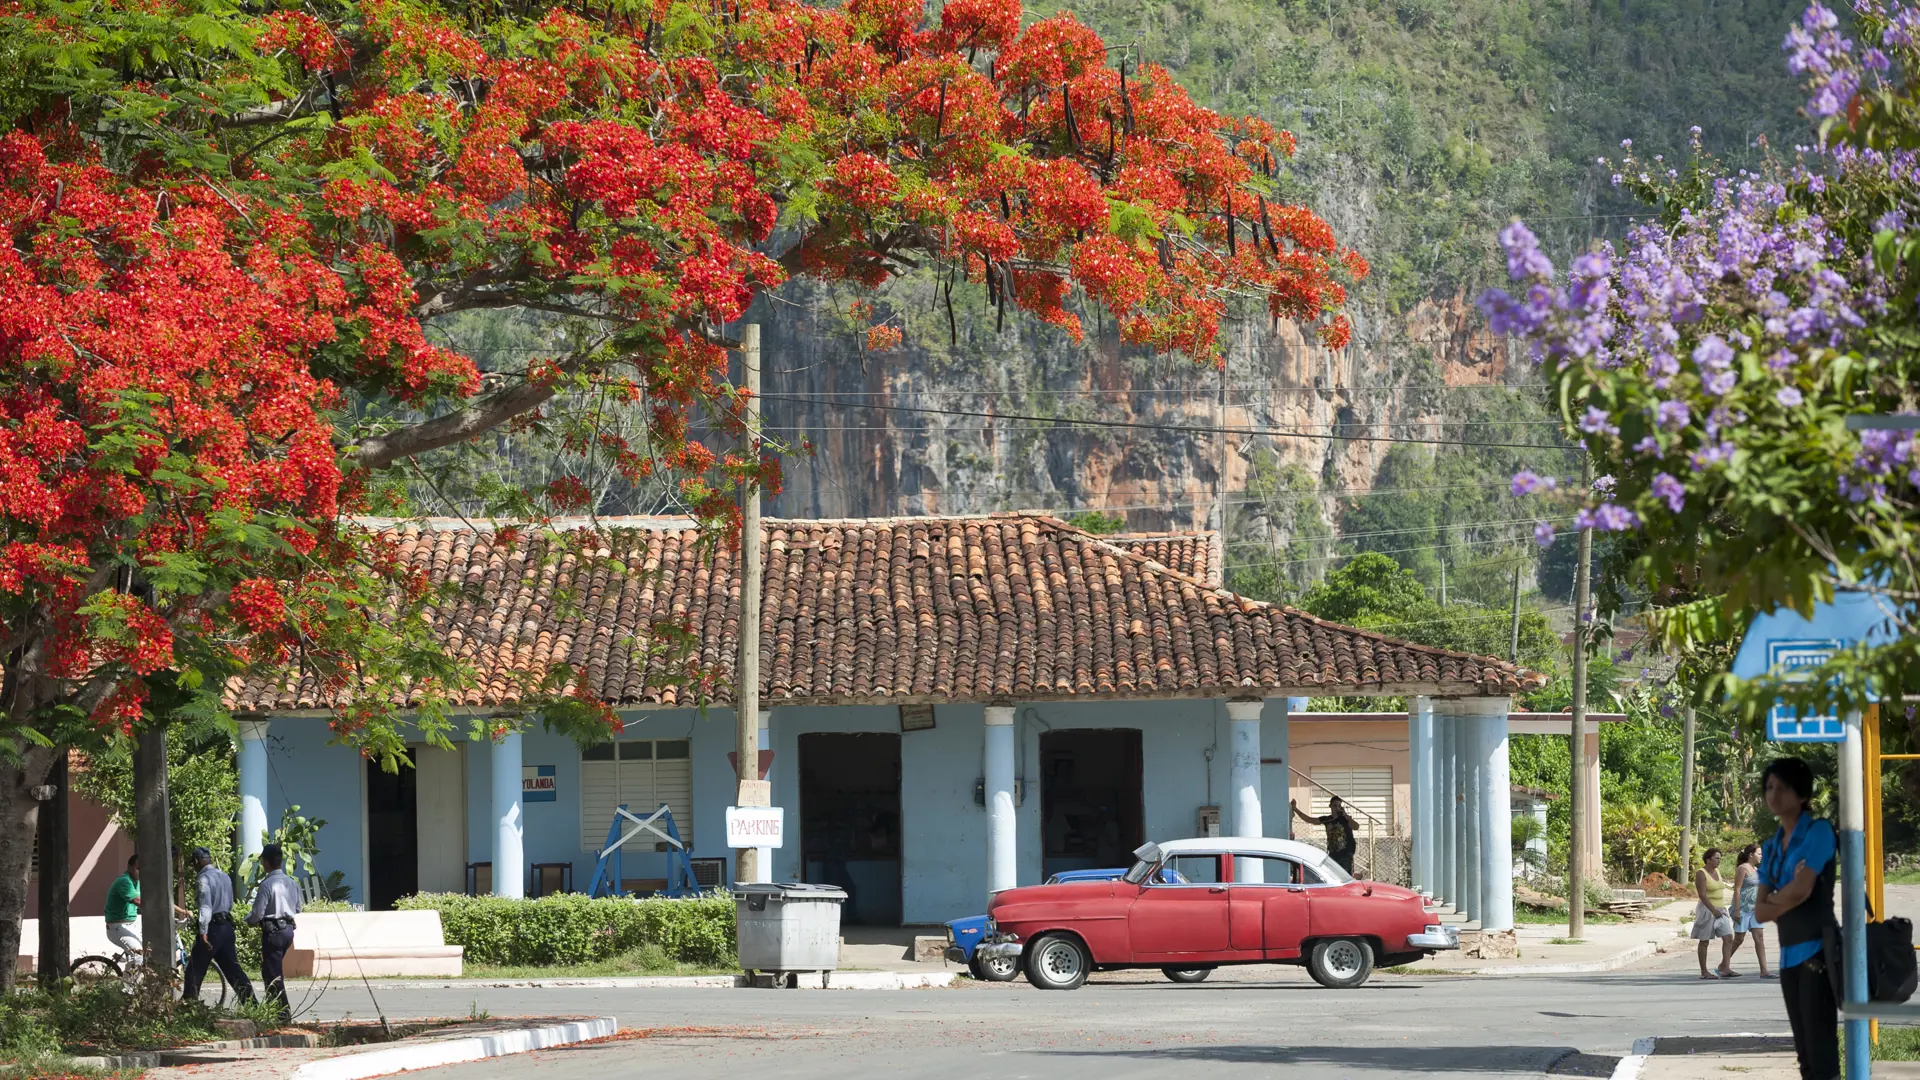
[
  {"left": 183, "top": 847, "right": 255, "bottom": 1005},
  {"left": 1292, "top": 796, "right": 1359, "bottom": 874},
  {"left": 1753, "top": 757, "right": 1839, "bottom": 1080},
  {"left": 246, "top": 844, "right": 301, "bottom": 1020}
]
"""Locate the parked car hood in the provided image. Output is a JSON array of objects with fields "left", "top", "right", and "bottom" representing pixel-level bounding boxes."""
[{"left": 989, "top": 879, "right": 1114, "bottom": 911}]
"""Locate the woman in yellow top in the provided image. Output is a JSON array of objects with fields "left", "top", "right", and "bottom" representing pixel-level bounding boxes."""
[{"left": 1691, "top": 847, "right": 1738, "bottom": 979}]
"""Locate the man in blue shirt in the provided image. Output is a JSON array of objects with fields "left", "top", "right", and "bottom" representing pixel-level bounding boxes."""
[{"left": 1753, "top": 757, "right": 1838, "bottom": 1080}]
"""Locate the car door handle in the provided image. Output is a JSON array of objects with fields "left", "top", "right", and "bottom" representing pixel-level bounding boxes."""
[
  {"left": 1209, "top": 886, "right": 1227, "bottom": 893},
  {"left": 1289, "top": 888, "right": 1306, "bottom": 894}
]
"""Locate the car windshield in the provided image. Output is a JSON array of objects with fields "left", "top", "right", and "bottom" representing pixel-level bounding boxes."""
[
  {"left": 1122, "top": 842, "right": 1162, "bottom": 884},
  {"left": 1306, "top": 849, "right": 1354, "bottom": 884}
]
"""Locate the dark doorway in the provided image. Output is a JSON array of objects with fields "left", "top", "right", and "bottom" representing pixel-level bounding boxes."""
[
  {"left": 1040, "top": 729, "right": 1145, "bottom": 880},
  {"left": 366, "top": 751, "right": 418, "bottom": 910},
  {"left": 799, "top": 733, "right": 901, "bottom": 925}
]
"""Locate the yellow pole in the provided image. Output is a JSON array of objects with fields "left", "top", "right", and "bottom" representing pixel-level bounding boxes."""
[{"left": 1866, "top": 703, "right": 1882, "bottom": 1046}]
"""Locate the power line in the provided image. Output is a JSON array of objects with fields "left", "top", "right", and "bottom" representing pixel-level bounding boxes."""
[
  {"left": 761, "top": 384, "right": 1551, "bottom": 397},
  {"left": 1225, "top": 527, "right": 1567, "bottom": 573},
  {"left": 1224, "top": 514, "right": 1558, "bottom": 548},
  {"left": 759, "top": 395, "right": 1578, "bottom": 451}
]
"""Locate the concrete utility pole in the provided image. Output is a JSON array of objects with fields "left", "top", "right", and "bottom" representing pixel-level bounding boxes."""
[
  {"left": 134, "top": 727, "right": 175, "bottom": 973},
  {"left": 735, "top": 324, "right": 765, "bottom": 886},
  {"left": 36, "top": 749, "right": 69, "bottom": 982},
  {"left": 1569, "top": 456, "right": 1594, "bottom": 940},
  {"left": 1678, "top": 705, "right": 1696, "bottom": 882},
  {"left": 1509, "top": 564, "right": 1523, "bottom": 662}
]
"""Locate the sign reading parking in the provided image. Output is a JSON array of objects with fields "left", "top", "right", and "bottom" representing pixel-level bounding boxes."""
[
  {"left": 1763, "top": 639, "right": 1845, "bottom": 743},
  {"left": 726, "top": 806, "right": 784, "bottom": 849}
]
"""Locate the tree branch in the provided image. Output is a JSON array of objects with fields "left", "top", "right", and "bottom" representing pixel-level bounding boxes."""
[{"left": 343, "top": 370, "right": 577, "bottom": 470}]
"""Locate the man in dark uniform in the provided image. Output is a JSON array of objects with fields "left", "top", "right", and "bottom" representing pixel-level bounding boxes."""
[
  {"left": 1292, "top": 796, "right": 1360, "bottom": 874},
  {"left": 183, "top": 847, "right": 255, "bottom": 1005},
  {"left": 246, "top": 844, "right": 301, "bottom": 1020}
]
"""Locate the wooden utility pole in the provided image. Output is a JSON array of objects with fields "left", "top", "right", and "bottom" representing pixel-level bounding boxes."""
[
  {"left": 35, "top": 749, "right": 69, "bottom": 982},
  {"left": 1508, "top": 564, "right": 1523, "bottom": 663},
  {"left": 735, "top": 325, "right": 765, "bottom": 886},
  {"left": 134, "top": 727, "right": 175, "bottom": 973},
  {"left": 1569, "top": 455, "right": 1593, "bottom": 939},
  {"left": 1678, "top": 705, "right": 1696, "bottom": 881}
]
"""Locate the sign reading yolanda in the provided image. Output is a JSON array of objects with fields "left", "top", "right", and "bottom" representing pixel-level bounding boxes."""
[
  {"left": 726, "top": 806, "right": 784, "bottom": 849},
  {"left": 522, "top": 765, "right": 557, "bottom": 802}
]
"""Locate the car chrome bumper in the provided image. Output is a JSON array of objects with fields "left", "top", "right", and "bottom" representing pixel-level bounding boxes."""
[
  {"left": 976, "top": 942, "right": 1023, "bottom": 961},
  {"left": 1407, "top": 925, "right": 1460, "bottom": 950},
  {"left": 944, "top": 946, "right": 969, "bottom": 966}
]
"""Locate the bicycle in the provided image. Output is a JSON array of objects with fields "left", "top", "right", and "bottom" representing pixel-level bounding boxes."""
[{"left": 71, "top": 919, "right": 228, "bottom": 1007}]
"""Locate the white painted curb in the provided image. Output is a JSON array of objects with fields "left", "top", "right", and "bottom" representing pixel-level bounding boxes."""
[
  {"left": 1459, "top": 927, "right": 1690, "bottom": 976},
  {"left": 349, "top": 971, "right": 956, "bottom": 991},
  {"left": 1608, "top": 1032, "right": 1794, "bottom": 1080},
  {"left": 289, "top": 1017, "right": 616, "bottom": 1080}
]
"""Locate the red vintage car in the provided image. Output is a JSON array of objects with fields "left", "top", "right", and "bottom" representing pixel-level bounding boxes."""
[{"left": 980, "top": 837, "right": 1458, "bottom": 990}]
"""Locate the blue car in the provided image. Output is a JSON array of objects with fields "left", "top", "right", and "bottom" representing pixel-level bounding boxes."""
[{"left": 944, "top": 866, "right": 1192, "bottom": 982}]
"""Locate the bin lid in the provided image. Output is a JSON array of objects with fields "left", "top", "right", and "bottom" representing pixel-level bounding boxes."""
[{"left": 732, "top": 881, "right": 848, "bottom": 899}]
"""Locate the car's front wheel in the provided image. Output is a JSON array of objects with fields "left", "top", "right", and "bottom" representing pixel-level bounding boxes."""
[
  {"left": 1162, "top": 966, "right": 1213, "bottom": 983},
  {"left": 971, "top": 952, "right": 1019, "bottom": 982},
  {"left": 1306, "top": 937, "right": 1375, "bottom": 989},
  {"left": 1023, "top": 933, "right": 1090, "bottom": 990}
]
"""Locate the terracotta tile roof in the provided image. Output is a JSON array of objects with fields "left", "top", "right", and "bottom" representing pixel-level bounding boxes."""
[
  {"left": 1097, "top": 531, "right": 1222, "bottom": 587},
  {"left": 228, "top": 512, "right": 1543, "bottom": 713}
]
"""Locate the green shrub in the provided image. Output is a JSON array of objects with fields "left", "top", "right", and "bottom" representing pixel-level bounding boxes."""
[{"left": 397, "top": 892, "right": 736, "bottom": 967}]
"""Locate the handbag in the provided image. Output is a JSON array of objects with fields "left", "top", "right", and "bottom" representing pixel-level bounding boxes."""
[{"left": 1823, "top": 906, "right": 1919, "bottom": 1004}]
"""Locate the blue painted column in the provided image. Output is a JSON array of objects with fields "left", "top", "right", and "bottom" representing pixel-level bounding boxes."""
[
  {"left": 1271, "top": 698, "right": 1293, "bottom": 840},
  {"left": 1841, "top": 709, "right": 1871, "bottom": 1080},
  {"left": 237, "top": 720, "right": 270, "bottom": 863},
  {"left": 984, "top": 705, "right": 1017, "bottom": 898},
  {"left": 492, "top": 731, "right": 524, "bottom": 898},
  {"left": 1409, "top": 697, "right": 1432, "bottom": 897},
  {"left": 1439, "top": 700, "right": 1458, "bottom": 908},
  {"left": 1478, "top": 698, "right": 1515, "bottom": 931},
  {"left": 1228, "top": 700, "right": 1264, "bottom": 882},
  {"left": 1460, "top": 702, "right": 1482, "bottom": 922}
]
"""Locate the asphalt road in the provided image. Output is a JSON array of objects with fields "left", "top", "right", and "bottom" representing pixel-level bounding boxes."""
[{"left": 290, "top": 947, "right": 1791, "bottom": 1079}]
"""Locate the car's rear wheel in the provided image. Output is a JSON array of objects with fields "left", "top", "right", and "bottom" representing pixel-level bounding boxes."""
[
  {"left": 1023, "top": 933, "right": 1090, "bottom": 990},
  {"left": 1307, "top": 937, "right": 1374, "bottom": 989},
  {"left": 1162, "top": 966, "right": 1212, "bottom": 983},
  {"left": 971, "top": 952, "right": 1019, "bottom": 982}
]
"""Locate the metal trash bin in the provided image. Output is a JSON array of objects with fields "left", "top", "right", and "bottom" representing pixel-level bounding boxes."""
[{"left": 734, "top": 882, "right": 846, "bottom": 985}]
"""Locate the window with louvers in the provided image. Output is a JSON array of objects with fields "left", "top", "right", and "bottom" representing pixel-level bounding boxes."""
[
  {"left": 580, "top": 739, "right": 693, "bottom": 853},
  {"left": 1307, "top": 766, "right": 1394, "bottom": 830}
]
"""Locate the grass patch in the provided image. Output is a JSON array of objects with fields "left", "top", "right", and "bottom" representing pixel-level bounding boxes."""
[
  {"left": 1515, "top": 903, "right": 1626, "bottom": 926},
  {"left": 0, "top": 1061, "right": 141, "bottom": 1080},
  {"left": 1874, "top": 1026, "right": 1920, "bottom": 1062},
  {"left": 1885, "top": 868, "right": 1920, "bottom": 886},
  {"left": 1381, "top": 966, "right": 1470, "bottom": 976},
  {"left": 461, "top": 943, "right": 738, "bottom": 980},
  {"left": 1548, "top": 937, "right": 1588, "bottom": 945}
]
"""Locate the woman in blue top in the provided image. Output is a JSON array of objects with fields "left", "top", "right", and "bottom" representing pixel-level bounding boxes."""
[{"left": 1751, "top": 757, "right": 1838, "bottom": 1080}]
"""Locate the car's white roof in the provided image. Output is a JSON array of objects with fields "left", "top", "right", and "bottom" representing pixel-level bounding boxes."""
[{"left": 1151, "top": 836, "right": 1337, "bottom": 863}]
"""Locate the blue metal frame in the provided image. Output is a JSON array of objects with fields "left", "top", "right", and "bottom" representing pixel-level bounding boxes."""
[{"left": 586, "top": 803, "right": 701, "bottom": 898}]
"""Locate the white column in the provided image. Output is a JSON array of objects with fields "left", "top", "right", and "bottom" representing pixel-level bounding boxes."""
[
  {"left": 754, "top": 709, "right": 773, "bottom": 884},
  {"left": 1272, "top": 698, "right": 1293, "bottom": 840},
  {"left": 1227, "top": 700, "right": 1264, "bottom": 883},
  {"left": 1462, "top": 707, "right": 1483, "bottom": 922},
  {"left": 984, "top": 705, "right": 1017, "bottom": 898},
  {"left": 492, "top": 731, "right": 524, "bottom": 898},
  {"left": 1477, "top": 697, "right": 1515, "bottom": 931},
  {"left": 238, "top": 720, "right": 270, "bottom": 862},
  {"left": 1408, "top": 697, "right": 1430, "bottom": 896}
]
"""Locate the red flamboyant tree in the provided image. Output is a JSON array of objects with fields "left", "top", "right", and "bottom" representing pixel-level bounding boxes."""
[{"left": 0, "top": 0, "right": 1362, "bottom": 982}]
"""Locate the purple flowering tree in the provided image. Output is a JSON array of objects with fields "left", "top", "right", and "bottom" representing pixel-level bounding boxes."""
[{"left": 1479, "top": 0, "right": 1920, "bottom": 719}]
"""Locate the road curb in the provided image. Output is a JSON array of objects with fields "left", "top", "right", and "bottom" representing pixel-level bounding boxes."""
[
  {"left": 1457, "top": 927, "right": 1689, "bottom": 976},
  {"left": 1607, "top": 1032, "right": 1794, "bottom": 1080},
  {"left": 288, "top": 1017, "right": 617, "bottom": 1080},
  {"left": 68, "top": 1033, "right": 321, "bottom": 1069},
  {"left": 339, "top": 971, "right": 956, "bottom": 991}
]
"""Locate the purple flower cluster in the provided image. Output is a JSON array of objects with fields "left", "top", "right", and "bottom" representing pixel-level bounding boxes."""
[
  {"left": 1839, "top": 426, "right": 1920, "bottom": 503},
  {"left": 1784, "top": 4, "right": 1859, "bottom": 118},
  {"left": 1575, "top": 503, "right": 1641, "bottom": 532},
  {"left": 1510, "top": 470, "right": 1557, "bottom": 496}
]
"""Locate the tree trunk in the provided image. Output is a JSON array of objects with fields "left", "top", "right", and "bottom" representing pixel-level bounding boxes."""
[
  {"left": 135, "top": 727, "right": 175, "bottom": 974},
  {"left": 0, "top": 744, "right": 58, "bottom": 994},
  {"left": 36, "top": 749, "right": 69, "bottom": 982}
]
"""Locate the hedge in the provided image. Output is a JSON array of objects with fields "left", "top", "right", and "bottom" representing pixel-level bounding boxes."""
[{"left": 396, "top": 892, "right": 736, "bottom": 967}]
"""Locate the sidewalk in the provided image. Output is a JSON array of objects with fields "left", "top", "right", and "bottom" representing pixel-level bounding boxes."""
[
  {"left": 1410, "top": 899, "right": 1695, "bottom": 976},
  {"left": 125, "top": 1016, "right": 615, "bottom": 1080},
  {"left": 1624, "top": 1034, "right": 1920, "bottom": 1079}
]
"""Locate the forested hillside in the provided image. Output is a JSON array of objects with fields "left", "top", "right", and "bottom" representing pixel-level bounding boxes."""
[{"left": 431, "top": 0, "right": 1811, "bottom": 622}]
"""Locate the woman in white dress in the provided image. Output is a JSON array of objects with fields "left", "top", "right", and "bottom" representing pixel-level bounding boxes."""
[{"left": 1727, "top": 843, "right": 1775, "bottom": 978}]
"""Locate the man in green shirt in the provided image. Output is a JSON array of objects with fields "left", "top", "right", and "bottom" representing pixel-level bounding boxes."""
[{"left": 104, "top": 854, "right": 144, "bottom": 960}]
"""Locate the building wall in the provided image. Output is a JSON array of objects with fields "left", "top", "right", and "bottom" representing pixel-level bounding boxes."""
[
  {"left": 25, "top": 791, "right": 134, "bottom": 920},
  {"left": 1285, "top": 719, "right": 1413, "bottom": 839},
  {"left": 257, "top": 697, "right": 1328, "bottom": 922}
]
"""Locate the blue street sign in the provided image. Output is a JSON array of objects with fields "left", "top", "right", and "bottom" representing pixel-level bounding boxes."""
[{"left": 1731, "top": 591, "right": 1897, "bottom": 744}]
